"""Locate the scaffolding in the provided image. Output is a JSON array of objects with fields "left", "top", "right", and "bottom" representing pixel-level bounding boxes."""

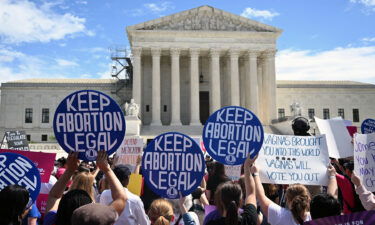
[{"left": 109, "top": 46, "right": 133, "bottom": 107}]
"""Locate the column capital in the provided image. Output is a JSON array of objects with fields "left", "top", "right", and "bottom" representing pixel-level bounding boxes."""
[
  {"left": 262, "top": 49, "right": 277, "bottom": 58},
  {"left": 247, "top": 49, "right": 261, "bottom": 58},
  {"left": 132, "top": 47, "right": 142, "bottom": 57},
  {"left": 209, "top": 48, "right": 221, "bottom": 57},
  {"left": 228, "top": 48, "right": 241, "bottom": 58},
  {"left": 189, "top": 48, "right": 200, "bottom": 57},
  {"left": 151, "top": 47, "right": 161, "bottom": 56},
  {"left": 170, "top": 48, "right": 181, "bottom": 57}
]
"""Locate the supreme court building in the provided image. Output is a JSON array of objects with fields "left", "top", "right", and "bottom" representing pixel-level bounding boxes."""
[
  {"left": 127, "top": 5, "right": 282, "bottom": 132},
  {"left": 1, "top": 5, "right": 374, "bottom": 144}
]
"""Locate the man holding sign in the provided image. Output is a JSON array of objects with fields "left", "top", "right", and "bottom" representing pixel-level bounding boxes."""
[
  {"left": 53, "top": 90, "right": 126, "bottom": 161},
  {"left": 202, "top": 106, "right": 264, "bottom": 165},
  {"left": 142, "top": 132, "right": 205, "bottom": 199}
]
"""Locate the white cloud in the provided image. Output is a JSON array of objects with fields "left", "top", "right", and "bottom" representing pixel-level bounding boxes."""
[
  {"left": 56, "top": 59, "right": 78, "bottom": 67},
  {"left": 362, "top": 37, "right": 375, "bottom": 42},
  {"left": 0, "top": 0, "right": 93, "bottom": 44},
  {"left": 127, "top": 2, "right": 174, "bottom": 17},
  {"left": 241, "top": 7, "right": 280, "bottom": 20},
  {"left": 276, "top": 46, "right": 375, "bottom": 84},
  {"left": 144, "top": 2, "right": 174, "bottom": 13},
  {"left": 350, "top": 0, "right": 375, "bottom": 6}
]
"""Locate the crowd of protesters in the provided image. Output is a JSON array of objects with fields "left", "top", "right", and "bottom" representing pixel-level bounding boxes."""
[{"left": 0, "top": 119, "right": 374, "bottom": 225}]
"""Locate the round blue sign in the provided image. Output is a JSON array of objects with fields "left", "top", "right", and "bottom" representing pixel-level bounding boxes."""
[
  {"left": 202, "top": 106, "right": 264, "bottom": 165},
  {"left": 142, "top": 132, "right": 205, "bottom": 199},
  {"left": 53, "top": 90, "right": 126, "bottom": 161},
  {"left": 0, "top": 152, "right": 41, "bottom": 208},
  {"left": 361, "top": 118, "right": 375, "bottom": 134}
]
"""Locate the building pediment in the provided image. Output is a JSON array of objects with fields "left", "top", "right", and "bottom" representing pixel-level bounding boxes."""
[{"left": 127, "top": 5, "right": 282, "bottom": 33}]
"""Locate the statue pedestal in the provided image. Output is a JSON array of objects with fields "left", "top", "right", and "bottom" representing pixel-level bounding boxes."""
[{"left": 125, "top": 116, "right": 141, "bottom": 136}]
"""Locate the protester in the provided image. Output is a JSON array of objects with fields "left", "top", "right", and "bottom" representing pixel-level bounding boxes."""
[
  {"left": 334, "top": 160, "right": 365, "bottom": 214},
  {"left": 44, "top": 151, "right": 127, "bottom": 225},
  {"left": 206, "top": 162, "right": 230, "bottom": 204},
  {"left": 252, "top": 162, "right": 312, "bottom": 225},
  {"left": 203, "top": 183, "right": 225, "bottom": 225},
  {"left": 310, "top": 193, "right": 341, "bottom": 220},
  {"left": 351, "top": 172, "right": 375, "bottom": 210},
  {"left": 70, "top": 151, "right": 127, "bottom": 225},
  {"left": 148, "top": 199, "right": 175, "bottom": 225},
  {"left": 206, "top": 156, "right": 258, "bottom": 225},
  {"left": 22, "top": 203, "right": 41, "bottom": 225},
  {"left": 69, "top": 172, "right": 95, "bottom": 201},
  {"left": 44, "top": 152, "right": 92, "bottom": 225},
  {"left": 0, "top": 185, "right": 30, "bottom": 225},
  {"left": 170, "top": 195, "right": 200, "bottom": 225},
  {"left": 99, "top": 164, "right": 149, "bottom": 225},
  {"left": 55, "top": 157, "right": 67, "bottom": 179}
]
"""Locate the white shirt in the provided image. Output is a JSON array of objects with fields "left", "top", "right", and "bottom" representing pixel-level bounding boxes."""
[
  {"left": 100, "top": 188, "right": 150, "bottom": 225},
  {"left": 267, "top": 203, "right": 311, "bottom": 225}
]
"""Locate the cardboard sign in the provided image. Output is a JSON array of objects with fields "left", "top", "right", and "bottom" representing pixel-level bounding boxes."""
[
  {"left": 53, "top": 90, "right": 126, "bottom": 161},
  {"left": 0, "top": 149, "right": 55, "bottom": 183},
  {"left": 315, "top": 117, "right": 353, "bottom": 158},
  {"left": 0, "top": 152, "right": 41, "bottom": 207},
  {"left": 116, "top": 137, "right": 143, "bottom": 172},
  {"left": 142, "top": 132, "right": 205, "bottom": 199},
  {"left": 305, "top": 210, "right": 375, "bottom": 225},
  {"left": 361, "top": 118, "right": 375, "bottom": 134},
  {"left": 202, "top": 106, "right": 264, "bottom": 165},
  {"left": 257, "top": 134, "right": 329, "bottom": 186},
  {"left": 354, "top": 133, "right": 375, "bottom": 192},
  {"left": 5, "top": 131, "right": 29, "bottom": 150},
  {"left": 127, "top": 173, "right": 143, "bottom": 196},
  {"left": 225, "top": 165, "right": 242, "bottom": 181}
]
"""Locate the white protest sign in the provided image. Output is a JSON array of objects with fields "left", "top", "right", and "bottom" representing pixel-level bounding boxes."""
[
  {"left": 257, "top": 133, "right": 329, "bottom": 186},
  {"left": 225, "top": 165, "right": 242, "bottom": 181},
  {"left": 116, "top": 137, "right": 144, "bottom": 171},
  {"left": 315, "top": 117, "right": 353, "bottom": 158},
  {"left": 354, "top": 133, "right": 375, "bottom": 192}
]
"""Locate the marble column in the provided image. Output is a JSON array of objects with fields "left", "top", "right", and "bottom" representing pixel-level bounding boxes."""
[
  {"left": 132, "top": 47, "right": 142, "bottom": 112},
  {"left": 257, "top": 58, "right": 264, "bottom": 122},
  {"left": 210, "top": 48, "right": 221, "bottom": 113},
  {"left": 246, "top": 50, "right": 259, "bottom": 115},
  {"left": 189, "top": 48, "right": 201, "bottom": 125},
  {"left": 170, "top": 48, "right": 182, "bottom": 125},
  {"left": 267, "top": 50, "right": 277, "bottom": 123},
  {"left": 229, "top": 49, "right": 240, "bottom": 106},
  {"left": 262, "top": 50, "right": 277, "bottom": 124},
  {"left": 151, "top": 47, "right": 161, "bottom": 125}
]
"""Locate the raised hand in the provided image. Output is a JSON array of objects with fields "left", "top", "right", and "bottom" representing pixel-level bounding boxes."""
[
  {"left": 66, "top": 152, "right": 79, "bottom": 172},
  {"left": 351, "top": 172, "right": 362, "bottom": 187},
  {"left": 96, "top": 150, "right": 110, "bottom": 173}
]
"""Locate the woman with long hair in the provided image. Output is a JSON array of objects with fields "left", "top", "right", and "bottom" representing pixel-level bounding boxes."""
[
  {"left": 206, "top": 157, "right": 258, "bottom": 225},
  {"left": 148, "top": 199, "right": 175, "bottom": 225},
  {"left": 0, "top": 185, "right": 29, "bottom": 225},
  {"left": 69, "top": 172, "right": 95, "bottom": 201},
  {"left": 252, "top": 163, "right": 311, "bottom": 225},
  {"left": 206, "top": 162, "right": 230, "bottom": 204}
]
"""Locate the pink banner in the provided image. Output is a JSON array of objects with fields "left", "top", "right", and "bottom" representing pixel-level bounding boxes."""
[{"left": 0, "top": 149, "right": 56, "bottom": 183}]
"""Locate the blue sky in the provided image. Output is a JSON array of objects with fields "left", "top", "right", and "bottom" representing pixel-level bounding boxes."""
[{"left": 1, "top": 0, "right": 375, "bottom": 84}]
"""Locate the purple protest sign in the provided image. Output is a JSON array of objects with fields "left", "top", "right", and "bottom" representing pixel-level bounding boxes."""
[{"left": 305, "top": 210, "right": 375, "bottom": 225}]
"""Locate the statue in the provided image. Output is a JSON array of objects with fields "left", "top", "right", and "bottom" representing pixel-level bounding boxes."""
[
  {"left": 290, "top": 102, "right": 302, "bottom": 117},
  {"left": 124, "top": 99, "right": 139, "bottom": 117}
]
